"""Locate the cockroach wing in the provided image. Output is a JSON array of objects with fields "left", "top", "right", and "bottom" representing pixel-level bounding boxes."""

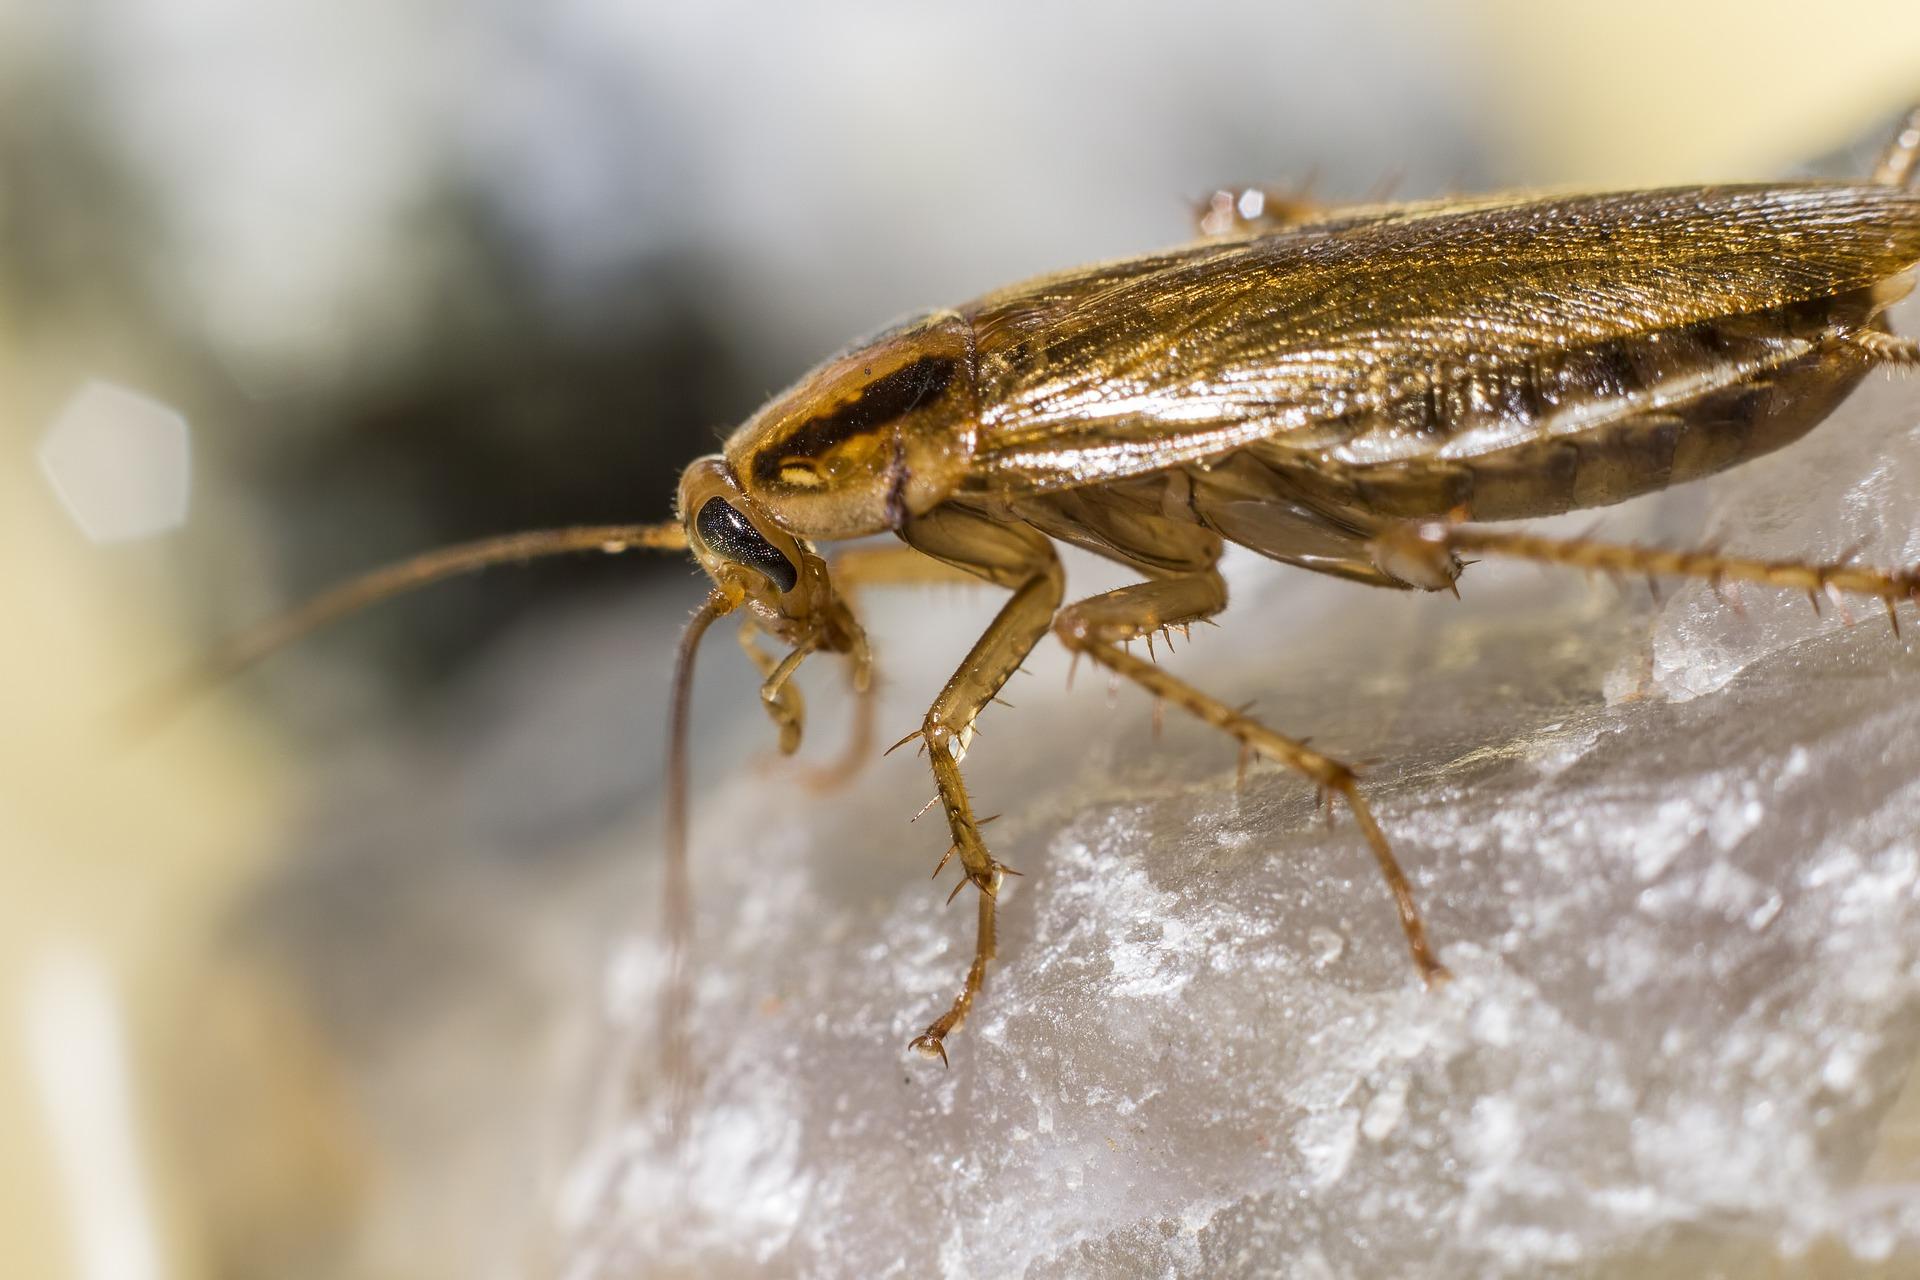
[{"left": 959, "top": 184, "right": 1920, "bottom": 496}]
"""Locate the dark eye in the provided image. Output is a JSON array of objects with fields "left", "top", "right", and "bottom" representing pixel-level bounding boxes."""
[{"left": 695, "top": 497, "right": 798, "bottom": 592}]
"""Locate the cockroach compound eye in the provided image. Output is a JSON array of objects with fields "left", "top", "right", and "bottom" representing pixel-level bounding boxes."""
[{"left": 694, "top": 498, "right": 798, "bottom": 593}]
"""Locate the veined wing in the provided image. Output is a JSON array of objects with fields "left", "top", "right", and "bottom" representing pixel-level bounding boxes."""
[{"left": 958, "top": 184, "right": 1920, "bottom": 495}]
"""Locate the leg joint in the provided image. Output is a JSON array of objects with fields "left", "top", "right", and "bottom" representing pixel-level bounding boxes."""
[
  {"left": 919, "top": 709, "right": 971, "bottom": 762},
  {"left": 1051, "top": 608, "right": 1093, "bottom": 650}
]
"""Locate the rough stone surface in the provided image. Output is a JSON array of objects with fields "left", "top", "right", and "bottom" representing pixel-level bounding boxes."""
[{"left": 548, "top": 326, "right": 1920, "bottom": 1278}]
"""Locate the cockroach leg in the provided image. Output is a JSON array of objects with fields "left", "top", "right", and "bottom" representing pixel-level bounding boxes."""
[
  {"left": 793, "top": 543, "right": 981, "bottom": 792},
  {"left": 793, "top": 659, "right": 870, "bottom": 790},
  {"left": 908, "top": 879, "right": 997, "bottom": 1068},
  {"left": 1053, "top": 571, "right": 1450, "bottom": 987},
  {"left": 1835, "top": 327, "right": 1920, "bottom": 367},
  {"left": 737, "top": 620, "right": 810, "bottom": 755},
  {"left": 1375, "top": 520, "right": 1920, "bottom": 622},
  {"left": 1195, "top": 181, "right": 1322, "bottom": 239},
  {"left": 897, "top": 508, "right": 1065, "bottom": 1062},
  {"left": 1873, "top": 105, "right": 1920, "bottom": 189},
  {"left": 826, "top": 541, "right": 987, "bottom": 593}
]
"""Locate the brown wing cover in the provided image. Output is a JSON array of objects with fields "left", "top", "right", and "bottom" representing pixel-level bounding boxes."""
[{"left": 960, "top": 185, "right": 1920, "bottom": 496}]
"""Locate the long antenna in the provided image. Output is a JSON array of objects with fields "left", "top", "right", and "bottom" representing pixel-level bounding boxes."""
[
  {"left": 128, "top": 521, "right": 688, "bottom": 729},
  {"left": 662, "top": 588, "right": 731, "bottom": 1138}
]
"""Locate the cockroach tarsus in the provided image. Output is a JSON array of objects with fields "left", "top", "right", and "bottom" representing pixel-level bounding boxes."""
[{"left": 172, "top": 107, "right": 1920, "bottom": 1079}]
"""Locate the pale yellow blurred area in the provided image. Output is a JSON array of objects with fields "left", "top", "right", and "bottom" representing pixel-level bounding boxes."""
[
  {"left": 1476, "top": 0, "right": 1920, "bottom": 184},
  {"left": 0, "top": 261, "right": 362, "bottom": 1271},
  {"left": 1, "top": 3, "right": 1918, "bottom": 1278}
]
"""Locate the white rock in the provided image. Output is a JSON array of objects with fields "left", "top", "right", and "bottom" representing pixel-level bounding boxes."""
[{"left": 550, "top": 310, "right": 1920, "bottom": 1277}]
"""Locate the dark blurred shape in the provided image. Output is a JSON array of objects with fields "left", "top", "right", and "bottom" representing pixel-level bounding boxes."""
[
  {"left": 1, "top": 71, "right": 750, "bottom": 697},
  {"left": 243, "top": 233, "right": 744, "bottom": 691}
]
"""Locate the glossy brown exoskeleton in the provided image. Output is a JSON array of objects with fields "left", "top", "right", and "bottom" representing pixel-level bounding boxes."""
[{"left": 194, "top": 107, "right": 1920, "bottom": 1069}]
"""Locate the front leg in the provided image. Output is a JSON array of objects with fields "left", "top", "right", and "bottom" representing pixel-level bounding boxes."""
[
  {"left": 737, "top": 619, "right": 811, "bottom": 755},
  {"left": 795, "top": 542, "right": 986, "bottom": 792},
  {"left": 897, "top": 506, "right": 1064, "bottom": 1063}
]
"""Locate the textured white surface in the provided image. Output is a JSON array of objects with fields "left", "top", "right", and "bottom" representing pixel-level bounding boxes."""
[{"left": 550, "top": 345, "right": 1920, "bottom": 1278}]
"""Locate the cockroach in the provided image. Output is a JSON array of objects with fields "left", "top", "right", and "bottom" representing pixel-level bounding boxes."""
[{"left": 178, "top": 107, "right": 1920, "bottom": 1072}]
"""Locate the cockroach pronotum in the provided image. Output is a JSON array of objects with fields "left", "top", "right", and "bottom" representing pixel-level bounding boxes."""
[{"left": 169, "top": 106, "right": 1920, "bottom": 1074}]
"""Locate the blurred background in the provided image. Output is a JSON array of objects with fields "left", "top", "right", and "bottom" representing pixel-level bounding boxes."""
[{"left": 4, "top": 2, "right": 1919, "bottom": 1277}]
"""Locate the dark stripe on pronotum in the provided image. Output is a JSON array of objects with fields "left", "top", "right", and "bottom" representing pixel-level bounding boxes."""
[{"left": 752, "top": 355, "right": 957, "bottom": 485}]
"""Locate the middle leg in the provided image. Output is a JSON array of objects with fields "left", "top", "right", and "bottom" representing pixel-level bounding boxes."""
[
  {"left": 1053, "top": 568, "right": 1451, "bottom": 986},
  {"left": 897, "top": 506, "right": 1066, "bottom": 1063}
]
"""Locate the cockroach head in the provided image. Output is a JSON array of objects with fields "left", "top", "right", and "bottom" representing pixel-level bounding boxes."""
[
  {"left": 722, "top": 309, "right": 977, "bottom": 540},
  {"left": 677, "top": 456, "right": 850, "bottom": 648}
]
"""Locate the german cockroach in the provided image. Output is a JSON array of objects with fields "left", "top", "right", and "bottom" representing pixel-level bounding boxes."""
[{"left": 177, "top": 107, "right": 1920, "bottom": 1073}]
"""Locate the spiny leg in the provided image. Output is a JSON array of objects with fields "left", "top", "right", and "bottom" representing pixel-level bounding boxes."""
[
  {"left": 896, "top": 507, "right": 1064, "bottom": 1063},
  {"left": 1053, "top": 570, "right": 1450, "bottom": 986},
  {"left": 1872, "top": 104, "right": 1920, "bottom": 189},
  {"left": 910, "top": 875, "right": 998, "bottom": 1067},
  {"left": 1836, "top": 327, "right": 1920, "bottom": 367},
  {"left": 1373, "top": 519, "right": 1920, "bottom": 625},
  {"left": 794, "top": 542, "right": 985, "bottom": 792},
  {"left": 737, "top": 619, "right": 812, "bottom": 755},
  {"left": 1195, "top": 183, "right": 1324, "bottom": 238},
  {"left": 1193, "top": 168, "right": 1411, "bottom": 239}
]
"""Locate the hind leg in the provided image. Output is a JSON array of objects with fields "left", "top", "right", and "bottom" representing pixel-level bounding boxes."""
[
  {"left": 1851, "top": 107, "right": 1920, "bottom": 363},
  {"left": 1053, "top": 569, "right": 1450, "bottom": 986},
  {"left": 1195, "top": 184, "right": 1325, "bottom": 238},
  {"left": 1872, "top": 105, "right": 1920, "bottom": 188},
  {"left": 1374, "top": 519, "right": 1920, "bottom": 628},
  {"left": 1835, "top": 328, "right": 1920, "bottom": 366}
]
